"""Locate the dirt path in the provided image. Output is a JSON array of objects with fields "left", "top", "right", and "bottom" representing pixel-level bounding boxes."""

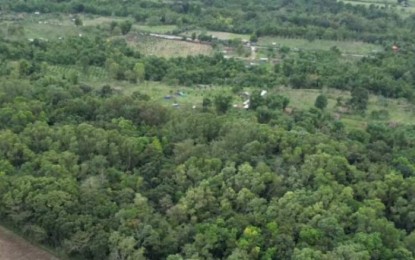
[{"left": 0, "top": 226, "right": 59, "bottom": 260}]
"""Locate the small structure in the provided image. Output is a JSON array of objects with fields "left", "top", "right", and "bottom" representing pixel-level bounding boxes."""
[
  {"left": 259, "top": 57, "right": 269, "bottom": 64},
  {"left": 392, "top": 44, "right": 400, "bottom": 53},
  {"left": 34, "top": 11, "right": 40, "bottom": 15},
  {"left": 260, "top": 90, "right": 267, "bottom": 96},
  {"left": 239, "top": 91, "right": 250, "bottom": 99},
  {"left": 176, "top": 91, "right": 186, "bottom": 97},
  {"left": 164, "top": 95, "right": 172, "bottom": 100}
]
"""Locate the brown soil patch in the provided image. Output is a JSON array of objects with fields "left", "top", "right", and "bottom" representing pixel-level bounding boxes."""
[{"left": 0, "top": 226, "right": 58, "bottom": 260}]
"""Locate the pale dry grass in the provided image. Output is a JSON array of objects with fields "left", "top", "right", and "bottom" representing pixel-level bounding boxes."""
[
  {"left": 0, "top": 226, "right": 58, "bottom": 260},
  {"left": 128, "top": 36, "right": 213, "bottom": 57}
]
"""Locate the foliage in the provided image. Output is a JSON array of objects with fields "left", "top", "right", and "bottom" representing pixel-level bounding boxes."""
[
  {"left": 1, "top": 1, "right": 415, "bottom": 259},
  {"left": 315, "top": 94, "right": 328, "bottom": 110}
]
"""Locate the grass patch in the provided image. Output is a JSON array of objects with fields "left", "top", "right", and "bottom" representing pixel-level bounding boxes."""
[
  {"left": 339, "top": 0, "right": 415, "bottom": 16},
  {"left": 125, "top": 35, "right": 213, "bottom": 57},
  {"left": 23, "top": 22, "right": 80, "bottom": 40},
  {"left": 83, "top": 77, "right": 415, "bottom": 129},
  {"left": 133, "top": 25, "right": 177, "bottom": 33},
  {"left": 258, "top": 37, "right": 382, "bottom": 55},
  {"left": 275, "top": 87, "right": 415, "bottom": 128},
  {"left": 182, "top": 30, "right": 250, "bottom": 41}
]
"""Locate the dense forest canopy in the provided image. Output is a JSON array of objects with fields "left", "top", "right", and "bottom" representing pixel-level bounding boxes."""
[{"left": 1, "top": 0, "right": 415, "bottom": 259}]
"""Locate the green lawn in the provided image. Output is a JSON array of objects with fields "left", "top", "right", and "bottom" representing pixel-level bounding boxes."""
[{"left": 258, "top": 37, "right": 382, "bottom": 55}]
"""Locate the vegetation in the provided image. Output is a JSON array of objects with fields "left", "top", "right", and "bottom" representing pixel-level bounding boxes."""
[{"left": 1, "top": 0, "right": 415, "bottom": 259}]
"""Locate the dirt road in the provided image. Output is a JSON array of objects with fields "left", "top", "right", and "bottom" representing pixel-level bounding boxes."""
[{"left": 0, "top": 226, "right": 59, "bottom": 260}]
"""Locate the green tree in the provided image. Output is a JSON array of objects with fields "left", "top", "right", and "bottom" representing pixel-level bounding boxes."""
[
  {"left": 202, "top": 97, "right": 212, "bottom": 112},
  {"left": 120, "top": 20, "right": 133, "bottom": 35},
  {"left": 134, "top": 62, "right": 145, "bottom": 82},
  {"left": 214, "top": 94, "right": 232, "bottom": 114},
  {"left": 315, "top": 94, "right": 328, "bottom": 110},
  {"left": 350, "top": 87, "right": 369, "bottom": 112},
  {"left": 74, "top": 17, "right": 83, "bottom": 27}
]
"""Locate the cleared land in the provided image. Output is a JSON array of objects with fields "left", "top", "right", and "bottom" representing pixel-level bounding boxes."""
[
  {"left": 339, "top": 0, "right": 415, "bottom": 16},
  {"left": 0, "top": 226, "right": 58, "bottom": 260},
  {"left": 258, "top": 37, "right": 382, "bottom": 55},
  {"left": 274, "top": 87, "right": 415, "bottom": 128},
  {"left": 134, "top": 24, "right": 177, "bottom": 33},
  {"left": 126, "top": 35, "right": 213, "bottom": 57},
  {"left": 182, "top": 30, "right": 250, "bottom": 41},
  {"left": 84, "top": 79, "right": 415, "bottom": 129}
]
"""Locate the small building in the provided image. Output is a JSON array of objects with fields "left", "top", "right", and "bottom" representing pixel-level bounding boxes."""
[
  {"left": 259, "top": 57, "right": 269, "bottom": 64},
  {"left": 239, "top": 91, "right": 250, "bottom": 99}
]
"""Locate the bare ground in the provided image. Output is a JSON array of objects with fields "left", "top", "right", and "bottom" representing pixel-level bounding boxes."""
[{"left": 0, "top": 226, "right": 58, "bottom": 260}]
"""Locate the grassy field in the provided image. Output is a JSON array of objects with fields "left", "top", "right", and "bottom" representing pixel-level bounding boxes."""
[
  {"left": 126, "top": 35, "right": 213, "bottom": 57},
  {"left": 84, "top": 77, "right": 415, "bottom": 129},
  {"left": 339, "top": 0, "right": 415, "bottom": 16},
  {"left": 86, "top": 80, "right": 233, "bottom": 109},
  {"left": 134, "top": 25, "right": 177, "bottom": 33},
  {"left": 258, "top": 37, "right": 382, "bottom": 55},
  {"left": 276, "top": 87, "right": 415, "bottom": 128},
  {"left": 182, "top": 30, "right": 250, "bottom": 41},
  {"left": 47, "top": 65, "right": 108, "bottom": 81}
]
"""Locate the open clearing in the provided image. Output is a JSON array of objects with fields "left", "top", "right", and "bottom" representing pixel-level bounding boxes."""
[
  {"left": 339, "top": 0, "right": 415, "bottom": 16},
  {"left": 182, "top": 30, "right": 250, "bottom": 41},
  {"left": 134, "top": 24, "right": 177, "bottom": 33},
  {"left": 0, "top": 12, "right": 381, "bottom": 58},
  {"left": 126, "top": 35, "right": 213, "bottom": 57},
  {"left": 85, "top": 79, "right": 415, "bottom": 129},
  {"left": 0, "top": 226, "right": 58, "bottom": 260},
  {"left": 258, "top": 37, "right": 382, "bottom": 55},
  {"left": 275, "top": 87, "right": 415, "bottom": 128}
]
